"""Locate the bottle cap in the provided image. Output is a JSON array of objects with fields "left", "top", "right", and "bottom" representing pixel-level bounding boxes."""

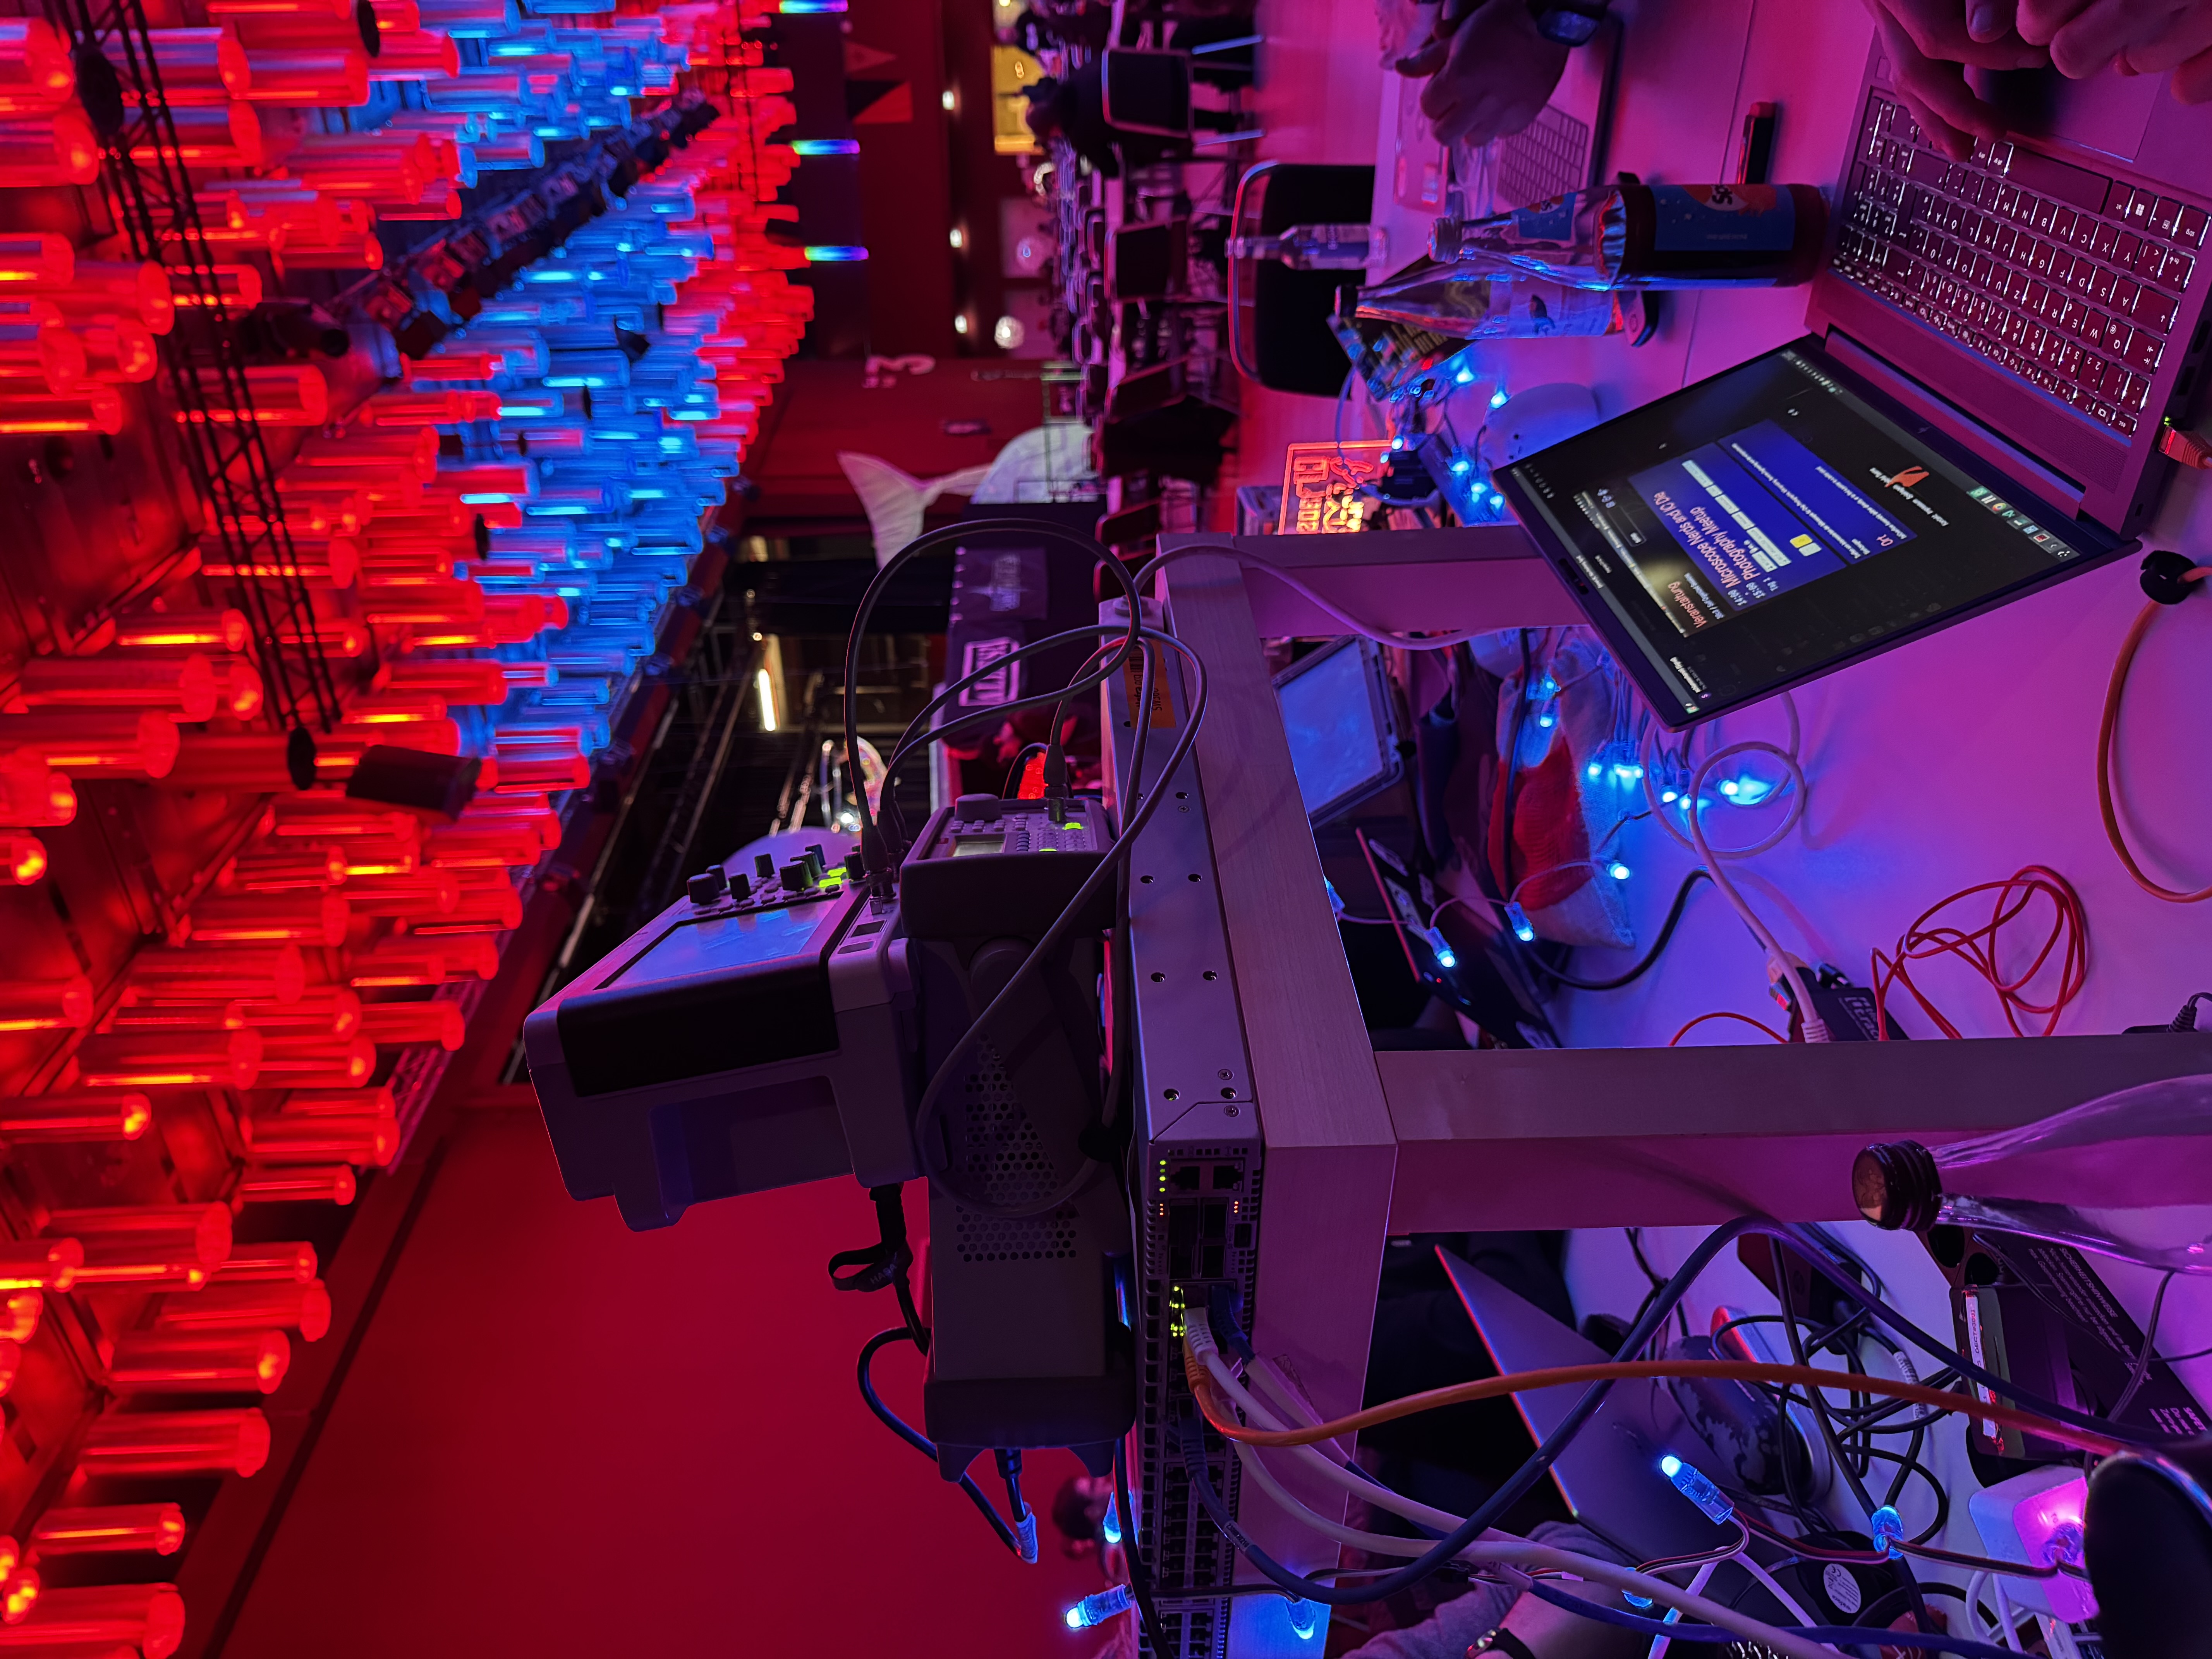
[{"left": 1852, "top": 1139, "right": 1942, "bottom": 1231}]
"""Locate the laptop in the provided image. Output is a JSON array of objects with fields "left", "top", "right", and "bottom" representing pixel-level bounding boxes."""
[
  {"left": 1496, "top": 45, "right": 2212, "bottom": 728},
  {"left": 1439, "top": 1247, "right": 1730, "bottom": 1564}
]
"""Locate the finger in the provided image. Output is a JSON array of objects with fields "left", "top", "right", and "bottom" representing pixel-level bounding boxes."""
[
  {"left": 1968, "top": 0, "right": 2019, "bottom": 42},
  {"left": 2015, "top": 0, "right": 2095, "bottom": 44},
  {"left": 1460, "top": 93, "right": 1513, "bottom": 148},
  {"left": 1419, "top": 71, "right": 1460, "bottom": 131},
  {"left": 2045, "top": 0, "right": 2186, "bottom": 77},
  {"left": 2111, "top": 6, "right": 2212, "bottom": 70},
  {"left": 2173, "top": 41, "right": 2212, "bottom": 98},
  {"left": 1397, "top": 38, "right": 1449, "bottom": 76},
  {"left": 1888, "top": 0, "right": 2051, "bottom": 66},
  {"left": 1884, "top": 20, "right": 2010, "bottom": 154}
]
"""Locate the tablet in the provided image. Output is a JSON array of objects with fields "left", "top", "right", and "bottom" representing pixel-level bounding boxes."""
[
  {"left": 1273, "top": 634, "right": 1404, "bottom": 824},
  {"left": 1496, "top": 338, "right": 2133, "bottom": 727}
]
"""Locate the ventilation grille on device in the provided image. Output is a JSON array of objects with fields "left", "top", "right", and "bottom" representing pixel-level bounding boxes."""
[{"left": 951, "top": 1040, "right": 1062, "bottom": 1211}]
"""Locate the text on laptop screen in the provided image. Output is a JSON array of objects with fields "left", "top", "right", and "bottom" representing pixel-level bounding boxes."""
[{"left": 1504, "top": 345, "right": 2099, "bottom": 720}]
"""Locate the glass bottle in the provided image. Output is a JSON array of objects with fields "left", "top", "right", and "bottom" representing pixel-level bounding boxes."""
[
  {"left": 1228, "top": 222, "right": 1388, "bottom": 271},
  {"left": 1428, "top": 182, "right": 1829, "bottom": 290},
  {"left": 1356, "top": 257, "right": 1639, "bottom": 340},
  {"left": 1854, "top": 1073, "right": 2212, "bottom": 1274}
]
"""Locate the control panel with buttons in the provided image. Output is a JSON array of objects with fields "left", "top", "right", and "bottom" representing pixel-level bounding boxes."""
[{"left": 523, "top": 829, "right": 917, "bottom": 1230}]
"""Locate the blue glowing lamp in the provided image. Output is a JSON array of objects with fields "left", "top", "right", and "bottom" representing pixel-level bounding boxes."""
[
  {"left": 803, "top": 244, "right": 869, "bottom": 263},
  {"left": 1065, "top": 1586, "right": 1135, "bottom": 1629},
  {"left": 1658, "top": 1453, "right": 1734, "bottom": 1523}
]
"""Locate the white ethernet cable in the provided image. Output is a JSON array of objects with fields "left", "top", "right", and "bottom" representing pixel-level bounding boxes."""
[
  {"left": 1135, "top": 543, "right": 1484, "bottom": 653},
  {"left": 1638, "top": 698, "right": 1828, "bottom": 1041},
  {"left": 1182, "top": 1328, "right": 1839, "bottom": 1659},
  {"left": 1247, "top": 1336, "right": 1831, "bottom": 1628},
  {"left": 1647, "top": 1559, "right": 1719, "bottom": 1659}
]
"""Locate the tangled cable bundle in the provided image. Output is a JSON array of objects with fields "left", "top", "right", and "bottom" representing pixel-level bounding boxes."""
[{"left": 1870, "top": 867, "right": 2089, "bottom": 1039}]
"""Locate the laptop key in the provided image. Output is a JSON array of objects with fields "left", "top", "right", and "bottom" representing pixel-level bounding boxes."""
[
  {"left": 1841, "top": 100, "right": 2204, "bottom": 439},
  {"left": 2131, "top": 288, "right": 2177, "bottom": 332}
]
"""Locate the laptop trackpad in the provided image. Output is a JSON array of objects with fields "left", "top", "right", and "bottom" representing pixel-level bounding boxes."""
[{"left": 1970, "top": 66, "right": 2160, "bottom": 162}]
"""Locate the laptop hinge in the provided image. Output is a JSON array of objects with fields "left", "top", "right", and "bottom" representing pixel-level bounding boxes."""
[{"left": 1819, "top": 327, "right": 2090, "bottom": 517}]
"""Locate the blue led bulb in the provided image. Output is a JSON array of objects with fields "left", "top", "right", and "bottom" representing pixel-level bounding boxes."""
[
  {"left": 1658, "top": 1453, "right": 1734, "bottom": 1523},
  {"left": 1504, "top": 901, "right": 1535, "bottom": 944},
  {"left": 1285, "top": 1598, "right": 1321, "bottom": 1640},
  {"left": 1422, "top": 926, "right": 1457, "bottom": 970},
  {"left": 1101, "top": 1497, "right": 1121, "bottom": 1546},
  {"left": 1065, "top": 1585, "right": 1135, "bottom": 1628}
]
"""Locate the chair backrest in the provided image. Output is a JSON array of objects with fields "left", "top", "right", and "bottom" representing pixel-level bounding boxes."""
[
  {"left": 1105, "top": 218, "right": 1188, "bottom": 302},
  {"left": 1106, "top": 358, "right": 1188, "bottom": 423},
  {"left": 1228, "top": 161, "right": 1376, "bottom": 396},
  {"left": 1100, "top": 49, "right": 1190, "bottom": 139},
  {"left": 1097, "top": 398, "right": 1233, "bottom": 484}
]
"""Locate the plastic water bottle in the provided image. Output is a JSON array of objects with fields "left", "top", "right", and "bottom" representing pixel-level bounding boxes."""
[
  {"left": 1229, "top": 223, "right": 1388, "bottom": 270},
  {"left": 1854, "top": 1074, "right": 2212, "bottom": 1274},
  {"left": 1428, "top": 183, "right": 1828, "bottom": 289}
]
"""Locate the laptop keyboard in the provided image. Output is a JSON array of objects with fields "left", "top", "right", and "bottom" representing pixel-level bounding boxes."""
[{"left": 1833, "top": 93, "right": 2206, "bottom": 439}]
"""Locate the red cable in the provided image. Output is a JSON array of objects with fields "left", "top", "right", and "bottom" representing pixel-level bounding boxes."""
[
  {"left": 1668, "top": 1010, "right": 1788, "bottom": 1046},
  {"left": 1870, "top": 867, "right": 2089, "bottom": 1040},
  {"left": 2098, "top": 565, "right": 2212, "bottom": 903}
]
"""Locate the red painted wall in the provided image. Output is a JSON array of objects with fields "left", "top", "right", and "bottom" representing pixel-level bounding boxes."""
[{"left": 220, "top": 1111, "right": 1115, "bottom": 1657}]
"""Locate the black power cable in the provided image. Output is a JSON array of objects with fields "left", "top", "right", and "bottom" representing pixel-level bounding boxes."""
[
  {"left": 857, "top": 1329, "right": 1023, "bottom": 1556},
  {"left": 1170, "top": 1216, "right": 2164, "bottom": 1611},
  {"left": 1527, "top": 869, "right": 1711, "bottom": 991},
  {"left": 828, "top": 1183, "right": 928, "bottom": 1352},
  {"left": 1113, "top": 1437, "right": 1171, "bottom": 1658},
  {"left": 1769, "top": 1237, "right": 1935, "bottom": 1634}
]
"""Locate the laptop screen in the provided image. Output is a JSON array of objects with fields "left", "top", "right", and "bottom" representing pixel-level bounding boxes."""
[{"left": 1498, "top": 339, "right": 2128, "bottom": 726}]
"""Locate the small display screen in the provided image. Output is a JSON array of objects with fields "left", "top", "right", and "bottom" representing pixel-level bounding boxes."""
[
  {"left": 608, "top": 901, "right": 832, "bottom": 986},
  {"left": 1277, "top": 637, "right": 1392, "bottom": 821},
  {"left": 1503, "top": 342, "right": 2117, "bottom": 723},
  {"left": 951, "top": 834, "right": 1005, "bottom": 857}
]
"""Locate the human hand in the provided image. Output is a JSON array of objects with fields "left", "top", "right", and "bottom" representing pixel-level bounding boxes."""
[
  {"left": 1409, "top": 0, "right": 1572, "bottom": 150},
  {"left": 2017, "top": 0, "right": 2212, "bottom": 99},
  {"left": 1865, "top": 0, "right": 2050, "bottom": 157}
]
